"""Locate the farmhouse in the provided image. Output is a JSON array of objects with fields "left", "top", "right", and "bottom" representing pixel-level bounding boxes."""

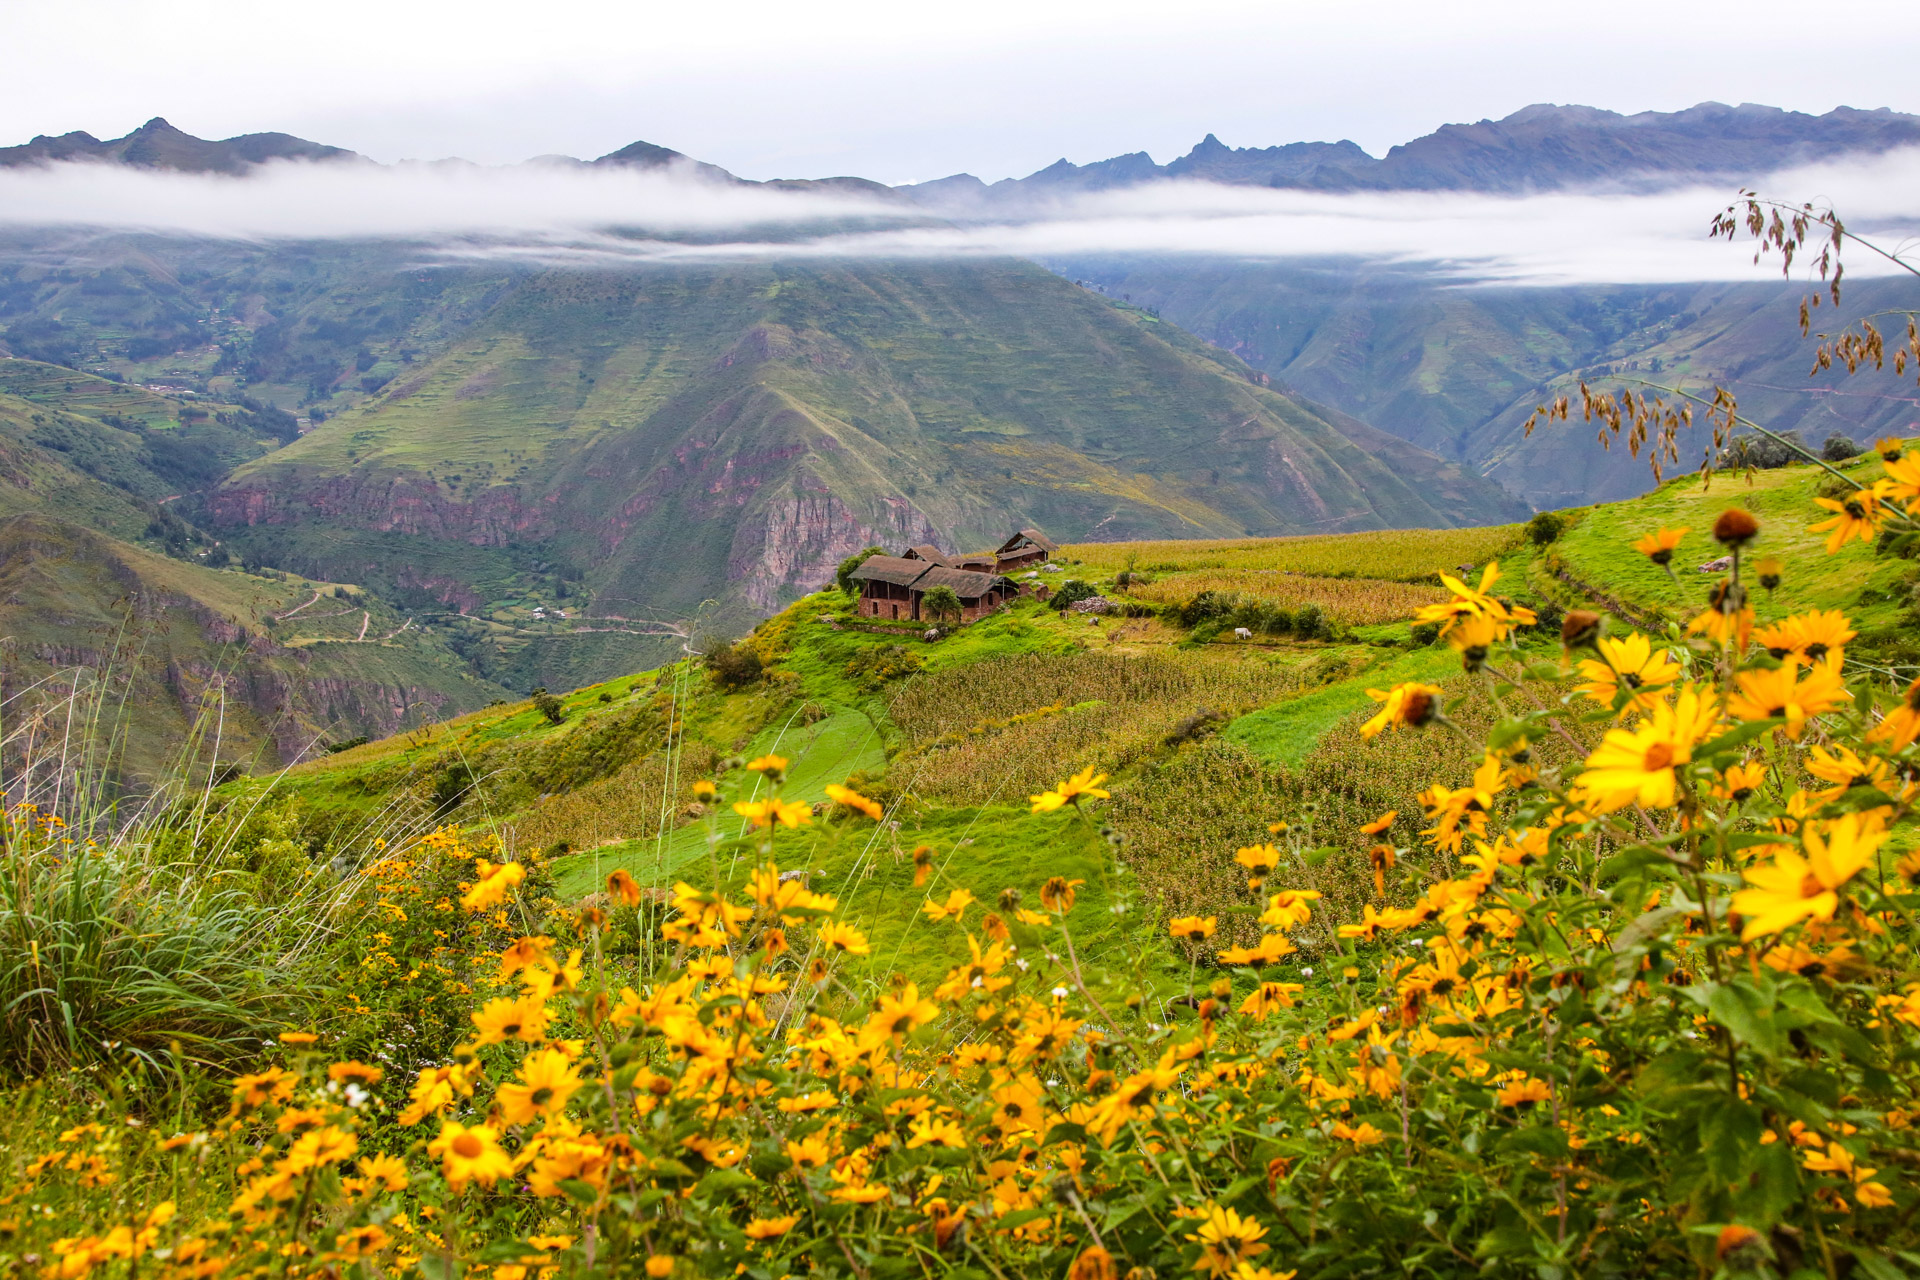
[{"left": 849, "top": 528, "right": 1055, "bottom": 624}]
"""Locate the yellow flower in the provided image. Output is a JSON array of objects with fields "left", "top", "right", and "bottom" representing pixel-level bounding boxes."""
[
  {"left": 1238, "top": 982, "right": 1305, "bottom": 1021},
  {"left": 494, "top": 1047, "right": 582, "bottom": 1126},
  {"left": 1632, "top": 526, "right": 1688, "bottom": 567},
  {"left": 1447, "top": 612, "right": 1503, "bottom": 673},
  {"left": 461, "top": 858, "right": 526, "bottom": 911},
  {"left": 1330, "top": 1120, "right": 1387, "bottom": 1145},
  {"left": 921, "top": 889, "right": 975, "bottom": 922},
  {"left": 905, "top": 1112, "right": 967, "bottom": 1149},
  {"left": 1575, "top": 633, "right": 1681, "bottom": 715},
  {"left": 1218, "top": 932, "right": 1297, "bottom": 968},
  {"left": 470, "top": 994, "right": 550, "bottom": 1045},
  {"left": 744, "top": 1216, "right": 798, "bottom": 1241},
  {"left": 1731, "top": 812, "right": 1886, "bottom": 940},
  {"left": 733, "top": 798, "right": 814, "bottom": 829},
  {"left": 859, "top": 983, "right": 939, "bottom": 1049},
  {"left": 1412, "top": 561, "right": 1535, "bottom": 639},
  {"left": 1360, "top": 683, "right": 1443, "bottom": 740},
  {"left": 429, "top": 1120, "right": 514, "bottom": 1192},
  {"left": 1086, "top": 1056, "right": 1183, "bottom": 1142},
  {"left": 817, "top": 921, "right": 870, "bottom": 955},
  {"left": 1726, "top": 656, "right": 1851, "bottom": 739},
  {"left": 1870, "top": 676, "right": 1920, "bottom": 751},
  {"left": 1687, "top": 579, "right": 1753, "bottom": 650},
  {"left": 747, "top": 753, "right": 789, "bottom": 773},
  {"left": 329, "top": 1224, "right": 390, "bottom": 1259},
  {"left": 824, "top": 783, "right": 884, "bottom": 820},
  {"left": 358, "top": 1153, "right": 409, "bottom": 1192},
  {"left": 989, "top": 1075, "right": 1047, "bottom": 1133},
  {"left": 1168, "top": 915, "right": 1217, "bottom": 944},
  {"left": 1809, "top": 483, "right": 1892, "bottom": 554},
  {"left": 1030, "top": 765, "right": 1110, "bottom": 813},
  {"left": 1039, "top": 876, "right": 1085, "bottom": 913},
  {"left": 606, "top": 868, "right": 644, "bottom": 907},
  {"left": 1883, "top": 448, "right": 1920, "bottom": 501},
  {"left": 1495, "top": 1077, "right": 1552, "bottom": 1108},
  {"left": 1574, "top": 684, "right": 1718, "bottom": 812},
  {"left": 1258, "top": 889, "right": 1321, "bottom": 930},
  {"left": 1186, "top": 1204, "right": 1270, "bottom": 1278},
  {"left": 1754, "top": 610, "right": 1856, "bottom": 663},
  {"left": 281, "top": 1125, "right": 358, "bottom": 1174}
]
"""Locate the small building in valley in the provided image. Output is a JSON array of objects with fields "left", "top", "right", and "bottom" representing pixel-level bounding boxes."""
[{"left": 849, "top": 526, "right": 1055, "bottom": 625}]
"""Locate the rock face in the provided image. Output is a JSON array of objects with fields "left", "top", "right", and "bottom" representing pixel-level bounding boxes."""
[{"left": 208, "top": 258, "right": 1522, "bottom": 635}]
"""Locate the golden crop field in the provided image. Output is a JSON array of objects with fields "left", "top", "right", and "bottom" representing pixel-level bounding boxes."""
[
  {"left": 1123, "top": 570, "right": 1448, "bottom": 625},
  {"left": 1063, "top": 522, "right": 1527, "bottom": 581}
]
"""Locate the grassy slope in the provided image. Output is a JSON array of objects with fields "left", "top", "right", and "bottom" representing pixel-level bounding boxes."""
[{"left": 277, "top": 449, "right": 1911, "bottom": 986}]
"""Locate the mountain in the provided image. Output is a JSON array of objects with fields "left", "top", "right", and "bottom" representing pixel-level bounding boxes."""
[
  {"left": 904, "top": 103, "right": 1920, "bottom": 202},
  {"left": 1044, "top": 260, "right": 1920, "bottom": 508},
  {"left": 0, "top": 117, "right": 361, "bottom": 174},
  {"left": 201, "top": 257, "right": 1522, "bottom": 673}
]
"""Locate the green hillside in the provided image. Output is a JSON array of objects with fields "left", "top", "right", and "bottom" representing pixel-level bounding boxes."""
[
  {"left": 205, "top": 259, "right": 1522, "bottom": 687},
  {"left": 268, "top": 442, "right": 1916, "bottom": 987},
  {"left": 1050, "top": 260, "right": 1920, "bottom": 509}
]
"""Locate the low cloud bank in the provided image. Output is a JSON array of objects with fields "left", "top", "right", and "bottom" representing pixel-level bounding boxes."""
[{"left": 1, "top": 148, "right": 1916, "bottom": 285}]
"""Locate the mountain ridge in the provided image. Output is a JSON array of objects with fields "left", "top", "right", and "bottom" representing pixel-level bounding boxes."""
[{"left": 7, "top": 101, "right": 1916, "bottom": 195}]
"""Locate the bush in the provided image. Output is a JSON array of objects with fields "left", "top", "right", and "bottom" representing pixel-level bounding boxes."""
[
  {"left": 843, "top": 643, "right": 924, "bottom": 691},
  {"left": 530, "top": 686, "right": 567, "bottom": 724},
  {"left": 1292, "top": 600, "right": 1331, "bottom": 640},
  {"left": 1525, "top": 509, "right": 1566, "bottom": 545},
  {"left": 1823, "top": 432, "right": 1863, "bottom": 461},
  {"left": 1049, "top": 578, "right": 1099, "bottom": 611},
  {"left": 701, "top": 640, "right": 764, "bottom": 690},
  {"left": 920, "top": 584, "right": 962, "bottom": 624}
]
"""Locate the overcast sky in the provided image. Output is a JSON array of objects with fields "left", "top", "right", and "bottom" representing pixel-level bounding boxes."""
[{"left": 4, "top": 0, "right": 1918, "bottom": 184}]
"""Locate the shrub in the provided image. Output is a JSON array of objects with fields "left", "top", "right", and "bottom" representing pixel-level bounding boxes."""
[
  {"left": 920, "top": 584, "right": 963, "bottom": 624},
  {"left": 835, "top": 545, "right": 887, "bottom": 595},
  {"left": 1049, "top": 578, "right": 1099, "bottom": 611},
  {"left": 1823, "top": 432, "right": 1863, "bottom": 461},
  {"left": 531, "top": 686, "right": 567, "bottom": 724},
  {"left": 1525, "top": 508, "right": 1567, "bottom": 545},
  {"left": 843, "top": 643, "right": 923, "bottom": 691},
  {"left": 701, "top": 640, "right": 764, "bottom": 690}
]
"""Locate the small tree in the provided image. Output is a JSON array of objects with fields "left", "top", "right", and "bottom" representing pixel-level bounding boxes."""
[
  {"left": 531, "top": 687, "right": 566, "bottom": 725},
  {"left": 1526, "top": 509, "right": 1567, "bottom": 546},
  {"left": 920, "top": 585, "right": 962, "bottom": 625},
  {"left": 837, "top": 546, "right": 887, "bottom": 596},
  {"left": 1049, "top": 579, "right": 1098, "bottom": 612}
]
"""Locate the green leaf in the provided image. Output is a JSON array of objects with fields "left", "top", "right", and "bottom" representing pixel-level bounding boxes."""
[
  {"left": 1849, "top": 1249, "right": 1908, "bottom": 1280},
  {"left": 1700, "top": 1099, "right": 1762, "bottom": 1186},
  {"left": 560, "top": 1178, "right": 600, "bottom": 1205},
  {"left": 1698, "top": 981, "right": 1784, "bottom": 1059},
  {"left": 696, "top": 1168, "right": 756, "bottom": 1199},
  {"left": 1611, "top": 906, "right": 1686, "bottom": 953}
]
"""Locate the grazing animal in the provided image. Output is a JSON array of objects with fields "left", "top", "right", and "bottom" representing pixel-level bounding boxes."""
[{"left": 1233, "top": 627, "right": 1253, "bottom": 640}]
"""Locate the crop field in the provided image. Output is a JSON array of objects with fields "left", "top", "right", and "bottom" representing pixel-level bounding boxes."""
[
  {"left": 1064, "top": 522, "right": 1527, "bottom": 581},
  {"left": 1122, "top": 568, "right": 1449, "bottom": 624}
]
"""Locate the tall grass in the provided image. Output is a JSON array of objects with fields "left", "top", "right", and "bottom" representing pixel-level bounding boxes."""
[
  {"left": 0, "top": 666, "right": 360, "bottom": 1077},
  {"left": 1064, "top": 523, "right": 1526, "bottom": 581},
  {"left": 1125, "top": 570, "right": 1447, "bottom": 626}
]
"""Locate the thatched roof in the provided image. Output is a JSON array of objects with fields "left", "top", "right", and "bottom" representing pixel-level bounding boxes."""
[
  {"left": 903, "top": 545, "right": 956, "bottom": 566},
  {"left": 850, "top": 555, "right": 934, "bottom": 588},
  {"left": 997, "top": 527, "right": 1058, "bottom": 555},
  {"left": 913, "top": 565, "right": 1013, "bottom": 599}
]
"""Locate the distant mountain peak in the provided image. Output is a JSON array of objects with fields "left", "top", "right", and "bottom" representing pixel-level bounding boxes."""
[{"left": 0, "top": 117, "right": 360, "bottom": 174}]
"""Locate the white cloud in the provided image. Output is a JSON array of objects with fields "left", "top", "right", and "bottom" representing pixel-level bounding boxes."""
[{"left": 1, "top": 147, "right": 1916, "bottom": 287}]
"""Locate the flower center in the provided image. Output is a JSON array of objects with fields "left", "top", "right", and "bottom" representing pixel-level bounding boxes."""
[
  {"left": 1642, "top": 743, "right": 1674, "bottom": 771},
  {"left": 452, "top": 1134, "right": 484, "bottom": 1159}
]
